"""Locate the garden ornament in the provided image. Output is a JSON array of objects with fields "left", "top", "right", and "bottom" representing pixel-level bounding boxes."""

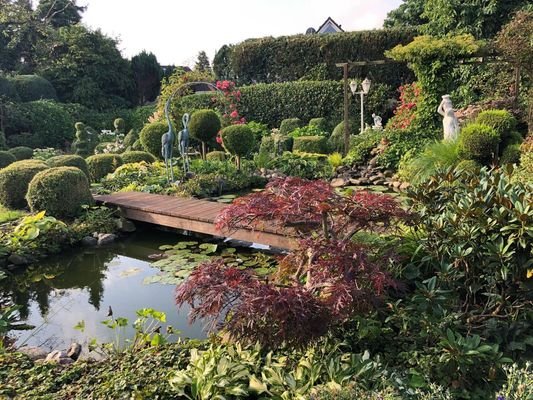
[
  {"left": 178, "top": 113, "right": 190, "bottom": 174},
  {"left": 371, "top": 113, "right": 383, "bottom": 130},
  {"left": 437, "top": 94, "right": 460, "bottom": 141},
  {"left": 161, "top": 97, "right": 175, "bottom": 182}
]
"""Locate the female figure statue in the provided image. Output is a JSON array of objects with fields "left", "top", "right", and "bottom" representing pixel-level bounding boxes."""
[{"left": 437, "top": 95, "right": 460, "bottom": 141}]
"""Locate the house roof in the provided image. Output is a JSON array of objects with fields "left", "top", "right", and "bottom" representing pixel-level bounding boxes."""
[{"left": 316, "top": 17, "right": 344, "bottom": 34}]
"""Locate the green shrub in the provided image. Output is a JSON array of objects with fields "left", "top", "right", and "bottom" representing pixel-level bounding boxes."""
[
  {"left": 72, "top": 122, "right": 90, "bottom": 157},
  {"left": 308, "top": 117, "right": 328, "bottom": 132},
  {"left": 0, "top": 76, "right": 19, "bottom": 100},
  {"left": 279, "top": 118, "right": 302, "bottom": 135},
  {"left": 454, "top": 159, "right": 481, "bottom": 174},
  {"left": 8, "top": 75, "right": 57, "bottom": 102},
  {"left": 47, "top": 155, "right": 90, "bottom": 178},
  {"left": 122, "top": 151, "right": 156, "bottom": 164},
  {"left": 220, "top": 124, "right": 256, "bottom": 169},
  {"left": 500, "top": 144, "right": 521, "bottom": 164},
  {"left": 267, "top": 152, "right": 332, "bottom": 179},
  {"left": 259, "top": 135, "right": 276, "bottom": 156},
  {"left": 26, "top": 167, "right": 93, "bottom": 218},
  {"left": 114, "top": 118, "right": 126, "bottom": 134},
  {"left": 206, "top": 151, "right": 227, "bottom": 161},
  {"left": 0, "top": 160, "right": 49, "bottom": 209},
  {"left": 189, "top": 110, "right": 221, "bottom": 158},
  {"left": 0, "top": 151, "right": 16, "bottom": 169},
  {"left": 329, "top": 122, "right": 345, "bottom": 153},
  {"left": 475, "top": 109, "right": 517, "bottom": 141},
  {"left": 458, "top": 123, "right": 500, "bottom": 165},
  {"left": 289, "top": 125, "right": 329, "bottom": 138},
  {"left": 21, "top": 100, "right": 75, "bottom": 148},
  {"left": 0, "top": 131, "right": 6, "bottom": 150},
  {"left": 140, "top": 121, "right": 167, "bottom": 158},
  {"left": 9, "top": 146, "right": 34, "bottom": 160},
  {"left": 123, "top": 129, "right": 139, "bottom": 149},
  {"left": 129, "top": 105, "right": 157, "bottom": 132},
  {"left": 293, "top": 135, "right": 330, "bottom": 154},
  {"left": 86, "top": 154, "right": 123, "bottom": 182}
]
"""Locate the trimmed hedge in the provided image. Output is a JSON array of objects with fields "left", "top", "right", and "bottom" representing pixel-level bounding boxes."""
[
  {"left": 0, "top": 160, "right": 49, "bottom": 209},
  {"left": 218, "top": 28, "right": 416, "bottom": 85},
  {"left": 8, "top": 75, "right": 57, "bottom": 102},
  {"left": 279, "top": 118, "right": 302, "bottom": 135},
  {"left": 0, "top": 76, "right": 19, "bottom": 100},
  {"left": 47, "top": 155, "right": 90, "bottom": 179},
  {"left": 206, "top": 151, "right": 227, "bottom": 161},
  {"left": 140, "top": 121, "right": 167, "bottom": 158},
  {"left": 26, "top": 167, "right": 93, "bottom": 218},
  {"left": 221, "top": 125, "right": 256, "bottom": 168},
  {"left": 0, "top": 151, "right": 16, "bottom": 169},
  {"left": 9, "top": 146, "right": 34, "bottom": 160},
  {"left": 293, "top": 136, "right": 330, "bottom": 154},
  {"left": 86, "top": 154, "right": 123, "bottom": 182},
  {"left": 189, "top": 110, "right": 221, "bottom": 144},
  {"left": 458, "top": 124, "right": 500, "bottom": 165},
  {"left": 308, "top": 118, "right": 328, "bottom": 132},
  {"left": 122, "top": 151, "right": 157, "bottom": 164},
  {"left": 475, "top": 109, "right": 517, "bottom": 141}
]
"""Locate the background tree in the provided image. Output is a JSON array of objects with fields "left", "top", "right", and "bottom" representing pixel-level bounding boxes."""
[
  {"left": 35, "top": 0, "right": 85, "bottom": 28},
  {"left": 131, "top": 50, "right": 162, "bottom": 105},
  {"left": 194, "top": 51, "right": 211, "bottom": 73},
  {"left": 384, "top": 0, "right": 427, "bottom": 28}
]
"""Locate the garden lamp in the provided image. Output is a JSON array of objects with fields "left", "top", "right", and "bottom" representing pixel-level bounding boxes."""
[{"left": 349, "top": 78, "right": 372, "bottom": 133}]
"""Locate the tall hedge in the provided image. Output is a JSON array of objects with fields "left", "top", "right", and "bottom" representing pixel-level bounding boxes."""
[
  {"left": 7, "top": 75, "right": 57, "bottom": 102},
  {"left": 0, "top": 160, "right": 49, "bottom": 209},
  {"left": 215, "top": 28, "right": 416, "bottom": 86}
]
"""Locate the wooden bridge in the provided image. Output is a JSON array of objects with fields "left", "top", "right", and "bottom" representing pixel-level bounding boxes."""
[{"left": 94, "top": 192, "right": 298, "bottom": 250}]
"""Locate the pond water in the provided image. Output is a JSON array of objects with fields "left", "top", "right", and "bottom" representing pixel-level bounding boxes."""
[{"left": 1, "top": 229, "right": 274, "bottom": 351}]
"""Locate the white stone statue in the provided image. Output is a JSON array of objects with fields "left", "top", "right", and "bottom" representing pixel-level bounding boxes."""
[
  {"left": 371, "top": 113, "right": 383, "bottom": 130},
  {"left": 437, "top": 95, "right": 460, "bottom": 141}
]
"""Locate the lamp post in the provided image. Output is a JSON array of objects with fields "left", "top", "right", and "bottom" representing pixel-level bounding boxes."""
[{"left": 350, "top": 78, "right": 371, "bottom": 134}]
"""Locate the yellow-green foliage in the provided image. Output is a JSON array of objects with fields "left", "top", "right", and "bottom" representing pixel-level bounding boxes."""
[
  {"left": 293, "top": 136, "right": 329, "bottom": 154},
  {"left": 0, "top": 160, "right": 48, "bottom": 209},
  {"left": 458, "top": 124, "right": 500, "bottom": 165},
  {"left": 86, "top": 154, "right": 123, "bottom": 182},
  {"left": 206, "top": 151, "right": 227, "bottom": 161},
  {"left": 475, "top": 110, "right": 516, "bottom": 140},
  {"left": 327, "top": 152, "right": 343, "bottom": 169},
  {"left": 47, "top": 155, "right": 90, "bottom": 179},
  {"left": 122, "top": 151, "right": 157, "bottom": 164},
  {"left": 26, "top": 167, "right": 93, "bottom": 218}
]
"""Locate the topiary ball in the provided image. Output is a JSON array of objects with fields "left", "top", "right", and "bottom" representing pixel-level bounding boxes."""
[
  {"left": 476, "top": 109, "right": 517, "bottom": 141},
  {"left": 9, "top": 146, "right": 34, "bottom": 160},
  {"left": 0, "top": 151, "right": 17, "bottom": 169},
  {"left": 114, "top": 118, "right": 126, "bottom": 134},
  {"left": 140, "top": 121, "right": 167, "bottom": 158},
  {"left": 86, "top": 154, "right": 123, "bottom": 182},
  {"left": 206, "top": 151, "right": 227, "bottom": 161},
  {"left": 293, "top": 136, "right": 330, "bottom": 154},
  {"left": 500, "top": 144, "right": 521, "bottom": 165},
  {"left": 458, "top": 123, "right": 500, "bottom": 165},
  {"left": 279, "top": 118, "right": 302, "bottom": 135},
  {"left": 122, "top": 151, "right": 157, "bottom": 164},
  {"left": 0, "top": 160, "right": 49, "bottom": 209},
  {"left": 221, "top": 125, "right": 256, "bottom": 157},
  {"left": 47, "top": 155, "right": 90, "bottom": 179},
  {"left": 189, "top": 110, "right": 221, "bottom": 144},
  {"left": 26, "top": 167, "right": 93, "bottom": 218}
]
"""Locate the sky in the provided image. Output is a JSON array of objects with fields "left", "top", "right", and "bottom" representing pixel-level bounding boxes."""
[{"left": 73, "top": 0, "right": 403, "bottom": 66}]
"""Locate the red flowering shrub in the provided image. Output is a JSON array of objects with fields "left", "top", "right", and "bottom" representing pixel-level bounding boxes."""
[
  {"left": 215, "top": 80, "right": 245, "bottom": 127},
  {"left": 386, "top": 82, "right": 422, "bottom": 130},
  {"left": 176, "top": 177, "right": 406, "bottom": 348}
]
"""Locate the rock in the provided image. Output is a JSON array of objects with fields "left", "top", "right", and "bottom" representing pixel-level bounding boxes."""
[
  {"left": 45, "top": 350, "right": 68, "bottom": 363},
  {"left": 392, "top": 181, "right": 402, "bottom": 189},
  {"left": 97, "top": 233, "right": 118, "bottom": 246},
  {"left": 8, "top": 254, "right": 30, "bottom": 266},
  {"left": 58, "top": 357, "right": 74, "bottom": 365},
  {"left": 330, "top": 178, "right": 347, "bottom": 188},
  {"left": 18, "top": 346, "right": 48, "bottom": 361},
  {"left": 384, "top": 170, "right": 394, "bottom": 178},
  {"left": 349, "top": 178, "right": 362, "bottom": 185},
  {"left": 399, "top": 182, "right": 411, "bottom": 191},
  {"left": 67, "top": 343, "right": 82, "bottom": 361},
  {"left": 117, "top": 219, "right": 136, "bottom": 233},
  {"left": 370, "top": 175, "right": 382, "bottom": 183},
  {"left": 81, "top": 236, "right": 97, "bottom": 247},
  {"left": 368, "top": 157, "right": 378, "bottom": 167}
]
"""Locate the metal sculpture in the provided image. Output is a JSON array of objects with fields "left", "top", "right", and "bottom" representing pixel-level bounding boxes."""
[
  {"left": 161, "top": 96, "right": 175, "bottom": 182},
  {"left": 178, "top": 113, "right": 190, "bottom": 174}
]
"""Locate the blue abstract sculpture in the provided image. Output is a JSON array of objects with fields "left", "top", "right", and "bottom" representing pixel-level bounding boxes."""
[
  {"left": 161, "top": 97, "right": 175, "bottom": 182},
  {"left": 178, "top": 113, "right": 190, "bottom": 174}
]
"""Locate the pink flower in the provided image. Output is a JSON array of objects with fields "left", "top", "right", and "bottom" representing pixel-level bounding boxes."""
[{"left": 230, "top": 110, "right": 239, "bottom": 119}]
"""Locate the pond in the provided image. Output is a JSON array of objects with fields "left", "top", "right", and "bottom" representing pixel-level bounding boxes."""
[{"left": 1, "top": 229, "right": 277, "bottom": 352}]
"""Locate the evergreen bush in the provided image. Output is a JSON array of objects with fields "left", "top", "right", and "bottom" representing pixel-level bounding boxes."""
[
  {"left": 206, "top": 151, "right": 227, "bottom": 161},
  {"left": 475, "top": 109, "right": 517, "bottom": 141},
  {"left": 47, "top": 155, "right": 90, "bottom": 178},
  {"left": 123, "top": 129, "right": 139, "bottom": 149},
  {"left": 8, "top": 75, "right": 57, "bottom": 102},
  {"left": 189, "top": 110, "right": 221, "bottom": 159},
  {"left": 293, "top": 136, "right": 330, "bottom": 154},
  {"left": 122, "top": 151, "right": 156, "bottom": 164},
  {"left": 220, "top": 125, "right": 256, "bottom": 169},
  {"left": 26, "top": 167, "right": 93, "bottom": 218},
  {"left": 328, "top": 122, "right": 345, "bottom": 153},
  {"left": 458, "top": 123, "right": 500, "bottom": 165},
  {"left": 72, "top": 122, "right": 90, "bottom": 157},
  {"left": 0, "top": 160, "right": 49, "bottom": 209},
  {"left": 0, "top": 131, "right": 7, "bottom": 150},
  {"left": 86, "top": 154, "right": 123, "bottom": 182},
  {"left": 9, "top": 146, "right": 34, "bottom": 160},
  {"left": 113, "top": 118, "right": 126, "bottom": 134},
  {"left": 308, "top": 117, "right": 329, "bottom": 132},
  {"left": 279, "top": 118, "right": 302, "bottom": 135},
  {"left": 0, "top": 151, "right": 16, "bottom": 169},
  {"left": 0, "top": 76, "right": 19, "bottom": 100},
  {"left": 140, "top": 121, "right": 167, "bottom": 158},
  {"left": 455, "top": 159, "right": 481, "bottom": 174},
  {"left": 500, "top": 144, "right": 521, "bottom": 164}
]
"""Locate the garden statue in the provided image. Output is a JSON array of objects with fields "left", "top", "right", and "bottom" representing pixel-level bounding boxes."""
[
  {"left": 371, "top": 113, "right": 383, "bottom": 130},
  {"left": 178, "top": 113, "right": 190, "bottom": 174},
  {"left": 437, "top": 95, "right": 460, "bottom": 141},
  {"left": 161, "top": 97, "right": 175, "bottom": 182}
]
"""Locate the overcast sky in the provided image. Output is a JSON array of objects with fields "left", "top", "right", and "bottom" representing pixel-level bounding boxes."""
[{"left": 74, "top": 0, "right": 403, "bottom": 66}]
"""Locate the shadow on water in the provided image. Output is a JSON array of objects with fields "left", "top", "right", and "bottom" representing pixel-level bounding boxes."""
[{"left": 0, "top": 229, "right": 209, "bottom": 350}]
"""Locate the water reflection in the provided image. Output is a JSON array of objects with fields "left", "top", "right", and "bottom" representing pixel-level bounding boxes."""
[{"left": 0, "top": 230, "right": 206, "bottom": 350}]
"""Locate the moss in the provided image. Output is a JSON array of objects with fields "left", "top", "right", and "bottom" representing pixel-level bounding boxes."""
[
  {"left": 47, "top": 155, "right": 90, "bottom": 179},
  {"left": 26, "top": 167, "right": 93, "bottom": 218},
  {"left": 0, "top": 160, "right": 49, "bottom": 209},
  {"left": 86, "top": 154, "right": 123, "bottom": 182}
]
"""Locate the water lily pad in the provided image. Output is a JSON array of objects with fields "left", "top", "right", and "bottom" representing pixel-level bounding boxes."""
[
  {"left": 159, "top": 245, "right": 174, "bottom": 251},
  {"left": 219, "top": 194, "right": 237, "bottom": 199},
  {"left": 175, "top": 270, "right": 190, "bottom": 278},
  {"left": 254, "top": 268, "right": 271, "bottom": 276},
  {"left": 199, "top": 243, "right": 218, "bottom": 254},
  {"left": 217, "top": 198, "right": 234, "bottom": 203},
  {"left": 43, "top": 274, "right": 56, "bottom": 280},
  {"left": 222, "top": 248, "right": 236, "bottom": 254}
]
